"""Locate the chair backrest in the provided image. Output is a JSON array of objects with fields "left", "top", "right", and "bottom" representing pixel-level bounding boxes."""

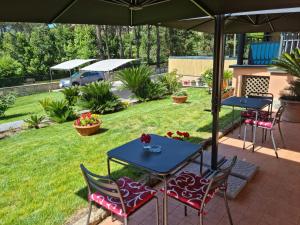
[
  {"left": 80, "top": 164, "right": 126, "bottom": 212},
  {"left": 248, "top": 92, "right": 274, "bottom": 112},
  {"left": 273, "top": 105, "right": 285, "bottom": 126}
]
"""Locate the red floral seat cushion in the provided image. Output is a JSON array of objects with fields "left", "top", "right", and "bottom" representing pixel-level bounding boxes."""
[
  {"left": 89, "top": 177, "right": 156, "bottom": 217},
  {"left": 244, "top": 118, "right": 273, "bottom": 129},
  {"left": 161, "top": 171, "right": 218, "bottom": 210},
  {"left": 241, "top": 110, "right": 270, "bottom": 119}
]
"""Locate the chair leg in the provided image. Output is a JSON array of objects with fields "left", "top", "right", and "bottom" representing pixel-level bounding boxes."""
[
  {"left": 199, "top": 210, "right": 204, "bottom": 225},
  {"left": 278, "top": 122, "right": 286, "bottom": 148},
  {"left": 86, "top": 201, "right": 92, "bottom": 225},
  {"left": 154, "top": 197, "right": 159, "bottom": 225},
  {"left": 270, "top": 130, "right": 278, "bottom": 158},
  {"left": 184, "top": 205, "right": 187, "bottom": 216},
  {"left": 238, "top": 119, "right": 242, "bottom": 139},
  {"left": 243, "top": 124, "right": 247, "bottom": 149},
  {"left": 124, "top": 217, "right": 128, "bottom": 225},
  {"left": 223, "top": 191, "right": 234, "bottom": 225}
]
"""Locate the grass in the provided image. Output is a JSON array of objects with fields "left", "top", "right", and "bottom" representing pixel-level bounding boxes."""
[
  {"left": 0, "top": 88, "right": 239, "bottom": 225},
  {"left": 0, "top": 92, "right": 63, "bottom": 124}
]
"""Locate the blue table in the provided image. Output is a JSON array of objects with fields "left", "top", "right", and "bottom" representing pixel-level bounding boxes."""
[
  {"left": 222, "top": 96, "right": 272, "bottom": 149},
  {"left": 107, "top": 134, "right": 203, "bottom": 225}
]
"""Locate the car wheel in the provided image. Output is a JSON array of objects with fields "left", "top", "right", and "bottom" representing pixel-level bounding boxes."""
[
  {"left": 97, "top": 79, "right": 103, "bottom": 82},
  {"left": 72, "top": 82, "right": 80, "bottom": 86}
]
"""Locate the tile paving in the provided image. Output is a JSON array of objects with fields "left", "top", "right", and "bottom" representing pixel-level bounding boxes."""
[{"left": 99, "top": 121, "right": 300, "bottom": 225}]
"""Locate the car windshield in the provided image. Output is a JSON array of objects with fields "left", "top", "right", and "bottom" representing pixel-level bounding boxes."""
[{"left": 71, "top": 72, "right": 80, "bottom": 78}]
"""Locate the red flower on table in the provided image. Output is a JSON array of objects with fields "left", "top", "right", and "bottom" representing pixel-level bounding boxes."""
[
  {"left": 140, "top": 133, "right": 151, "bottom": 144},
  {"left": 182, "top": 132, "right": 190, "bottom": 138},
  {"left": 167, "top": 131, "right": 173, "bottom": 137},
  {"left": 176, "top": 131, "right": 183, "bottom": 136}
]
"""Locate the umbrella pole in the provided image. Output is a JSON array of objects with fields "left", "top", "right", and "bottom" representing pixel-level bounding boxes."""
[{"left": 211, "top": 14, "right": 225, "bottom": 170}]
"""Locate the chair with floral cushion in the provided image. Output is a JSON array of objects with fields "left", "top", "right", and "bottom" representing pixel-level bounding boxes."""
[
  {"left": 243, "top": 106, "right": 285, "bottom": 158},
  {"left": 80, "top": 164, "right": 159, "bottom": 225},
  {"left": 161, "top": 156, "right": 237, "bottom": 225},
  {"left": 238, "top": 92, "right": 274, "bottom": 138}
]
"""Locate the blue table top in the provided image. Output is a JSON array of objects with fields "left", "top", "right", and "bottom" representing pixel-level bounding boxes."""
[
  {"left": 221, "top": 96, "right": 271, "bottom": 109},
  {"left": 107, "top": 134, "right": 202, "bottom": 175}
]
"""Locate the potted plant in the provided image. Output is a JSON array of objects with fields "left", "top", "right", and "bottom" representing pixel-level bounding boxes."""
[
  {"left": 222, "top": 87, "right": 235, "bottom": 99},
  {"left": 202, "top": 68, "right": 213, "bottom": 91},
  {"left": 74, "top": 112, "right": 102, "bottom": 136},
  {"left": 223, "top": 69, "right": 233, "bottom": 89},
  {"left": 274, "top": 48, "right": 300, "bottom": 122},
  {"left": 172, "top": 90, "right": 188, "bottom": 104}
]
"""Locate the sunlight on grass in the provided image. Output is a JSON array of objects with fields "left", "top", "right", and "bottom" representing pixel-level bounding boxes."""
[{"left": 0, "top": 88, "right": 239, "bottom": 225}]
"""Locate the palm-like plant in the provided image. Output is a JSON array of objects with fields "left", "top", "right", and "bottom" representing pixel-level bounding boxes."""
[
  {"left": 274, "top": 48, "right": 300, "bottom": 100},
  {"left": 25, "top": 115, "right": 46, "bottom": 129},
  {"left": 80, "top": 81, "right": 123, "bottom": 114},
  {"left": 116, "top": 65, "right": 153, "bottom": 100},
  {"left": 61, "top": 86, "right": 80, "bottom": 106}
]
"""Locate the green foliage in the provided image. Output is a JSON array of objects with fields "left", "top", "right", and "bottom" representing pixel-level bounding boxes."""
[
  {"left": 223, "top": 69, "right": 233, "bottom": 80},
  {"left": 80, "top": 81, "right": 124, "bottom": 114},
  {"left": 61, "top": 86, "right": 80, "bottom": 106},
  {"left": 0, "top": 92, "right": 16, "bottom": 116},
  {"left": 25, "top": 115, "right": 45, "bottom": 129},
  {"left": 274, "top": 48, "right": 300, "bottom": 100},
  {"left": 173, "top": 90, "right": 188, "bottom": 96},
  {"left": 0, "top": 55, "right": 23, "bottom": 77},
  {"left": 40, "top": 98, "right": 75, "bottom": 123},
  {"left": 202, "top": 68, "right": 213, "bottom": 87},
  {"left": 158, "top": 70, "right": 181, "bottom": 94},
  {"left": 116, "top": 65, "right": 167, "bottom": 101}
]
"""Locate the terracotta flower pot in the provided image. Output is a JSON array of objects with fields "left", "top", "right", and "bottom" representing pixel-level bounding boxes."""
[
  {"left": 74, "top": 123, "right": 101, "bottom": 136},
  {"left": 280, "top": 99, "right": 300, "bottom": 123},
  {"left": 172, "top": 96, "right": 188, "bottom": 104}
]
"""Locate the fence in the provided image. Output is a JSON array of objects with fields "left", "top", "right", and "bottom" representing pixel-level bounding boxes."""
[{"left": 0, "top": 82, "right": 60, "bottom": 96}]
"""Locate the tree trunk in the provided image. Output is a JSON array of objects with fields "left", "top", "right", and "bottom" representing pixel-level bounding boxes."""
[
  {"left": 134, "top": 26, "right": 141, "bottom": 59},
  {"left": 128, "top": 26, "right": 133, "bottom": 58},
  {"left": 95, "top": 25, "right": 104, "bottom": 59},
  {"left": 118, "top": 26, "right": 124, "bottom": 58},
  {"left": 146, "top": 25, "right": 152, "bottom": 64},
  {"left": 156, "top": 25, "right": 161, "bottom": 68},
  {"left": 104, "top": 25, "right": 110, "bottom": 59}
]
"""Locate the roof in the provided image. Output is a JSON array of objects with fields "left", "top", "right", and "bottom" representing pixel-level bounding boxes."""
[
  {"left": 80, "top": 59, "right": 137, "bottom": 72},
  {"left": 50, "top": 59, "right": 96, "bottom": 71}
]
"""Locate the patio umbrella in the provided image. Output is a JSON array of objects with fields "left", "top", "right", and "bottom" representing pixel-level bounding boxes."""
[
  {"left": 0, "top": 0, "right": 300, "bottom": 25},
  {"left": 1, "top": 1, "right": 299, "bottom": 172},
  {"left": 162, "top": 8, "right": 300, "bottom": 33}
]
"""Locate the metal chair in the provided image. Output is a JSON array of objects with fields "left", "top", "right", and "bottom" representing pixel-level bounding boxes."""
[
  {"left": 243, "top": 106, "right": 285, "bottom": 158},
  {"left": 161, "top": 156, "right": 237, "bottom": 225},
  {"left": 239, "top": 92, "right": 274, "bottom": 138},
  {"left": 80, "top": 164, "right": 159, "bottom": 225}
]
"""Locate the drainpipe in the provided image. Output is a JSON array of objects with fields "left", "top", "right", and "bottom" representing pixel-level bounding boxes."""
[{"left": 237, "top": 33, "right": 245, "bottom": 65}]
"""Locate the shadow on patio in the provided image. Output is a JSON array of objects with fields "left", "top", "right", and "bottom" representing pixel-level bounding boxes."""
[{"left": 94, "top": 121, "right": 300, "bottom": 225}]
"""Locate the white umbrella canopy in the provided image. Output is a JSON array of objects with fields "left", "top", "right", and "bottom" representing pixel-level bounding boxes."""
[{"left": 0, "top": 0, "right": 300, "bottom": 25}]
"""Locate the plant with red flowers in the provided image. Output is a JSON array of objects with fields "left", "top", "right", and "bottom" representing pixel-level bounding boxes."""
[
  {"left": 74, "top": 112, "right": 101, "bottom": 127},
  {"left": 140, "top": 133, "right": 151, "bottom": 144},
  {"left": 166, "top": 130, "right": 190, "bottom": 141}
]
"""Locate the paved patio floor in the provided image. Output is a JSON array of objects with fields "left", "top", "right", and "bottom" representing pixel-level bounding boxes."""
[{"left": 99, "top": 121, "right": 300, "bottom": 225}]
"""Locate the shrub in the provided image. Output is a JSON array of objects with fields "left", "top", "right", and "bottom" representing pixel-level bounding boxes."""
[
  {"left": 40, "top": 98, "right": 75, "bottom": 123},
  {"left": 158, "top": 70, "right": 181, "bottom": 94},
  {"left": 0, "top": 92, "right": 16, "bottom": 116},
  {"left": 25, "top": 115, "right": 46, "bottom": 129},
  {"left": 173, "top": 90, "right": 188, "bottom": 96},
  {"left": 61, "top": 86, "right": 80, "bottom": 106},
  {"left": 116, "top": 65, "right": 153, "bottom": 100},
  {"left": 223, "top": 69, "right": 233, "bottom": 80},
  {"left": 202, "top": 68, "right": 213, "bottom": 87},
  {"left": 80, "top": 81, "right": 124, "bottom": 114},
  {"left": 116, "top": 65, "right": 167, "bottom": 101}
]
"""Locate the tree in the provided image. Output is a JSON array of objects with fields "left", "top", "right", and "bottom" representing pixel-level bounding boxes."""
[{"left": 156, "top": 25, "right": 161, "bottom": 68}]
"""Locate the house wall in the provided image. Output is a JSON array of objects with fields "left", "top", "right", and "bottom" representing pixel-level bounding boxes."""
[
  {"left": 231, "top": 66, "right": 294, "bottom": 99},
  {"left": 168, "top": 56, "right": 236, "bottom": 76}
]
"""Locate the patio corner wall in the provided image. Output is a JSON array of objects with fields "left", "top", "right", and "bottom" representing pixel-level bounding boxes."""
[{"left": 230, "top": 65, "right": 294, "bottom": 99}]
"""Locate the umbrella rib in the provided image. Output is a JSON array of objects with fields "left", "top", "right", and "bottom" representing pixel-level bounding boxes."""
[
  {"left": 187, "top": 18, "right": 214, "bottom": 31},
  {"left": 50, "top": 0, "right": 80, "bottom": 23},
  {"left": 141, "top": 0, "right": 171, "bottom": 8},
  {"left": 96, "top": 0, "right": 128, "bottom": 8},
  {"left": 266, "top": 15, "right": 275, "bottom": 32},
  {"left": 189, "top": 0, "right": 214, "bottom": 18}
]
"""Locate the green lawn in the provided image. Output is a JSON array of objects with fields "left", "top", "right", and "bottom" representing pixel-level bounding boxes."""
[
  {"left": 0, "top": 92, "right": 63, "bottom": 124},
  {"left": 0, "top": 88, "right": 238, "bottom": 225}
]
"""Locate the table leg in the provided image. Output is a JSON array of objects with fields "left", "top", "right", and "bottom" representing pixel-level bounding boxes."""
[
  {"left": 163, "top": 176, "right": 168, "bottom": 225},
  {"left": 252, "top": 111, "right": 258, "bottom": 152},
  {"left": 107, "top": 158, "right": 111, "bottom": 176}
]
